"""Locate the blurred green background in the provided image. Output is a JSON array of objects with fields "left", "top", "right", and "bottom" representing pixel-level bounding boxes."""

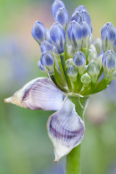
[{"left": 0, "top": 0, "right": 116, "bottom": 174}]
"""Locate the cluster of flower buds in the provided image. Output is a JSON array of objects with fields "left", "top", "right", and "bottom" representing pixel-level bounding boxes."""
[
  {"left": 5, "top": 0, "right": 116, "bottom": 163},
  {"left": 31, "top": 0, "right": 116, "bottom": 96}
]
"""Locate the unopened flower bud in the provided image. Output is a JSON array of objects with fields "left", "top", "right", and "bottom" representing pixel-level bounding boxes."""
[
  {"left": 87, "top": 60, "right": 100, "bottom": 82},
  {"left": 102, "top": 50, "right": 116, "bottom": 79},
  {"left": 52, "top": 0, "right": 65, "bottom": 18},
  {"left": 71, "top": 10, "right": 92, "bottom": 30},
  {"left": 31, "top": 21, "right": 46, "bottom": 45},
  {"left": 101, "top": 22, "right": 116, "bottom": 52},
  {"left": 74, "top": 5, "right": 88, "bottom": 13},
  {"left": 65, "top": 58, "right": 75, "bottom": 68},
  {"left": 97, "top": 54, "right": 103, "bottom": 68},
  {"left": 81, "top": 72, "right": 91, "bottom": 87},
  {"left": 73, "top": 51, "right": 86, "bottom": 74},
  {"left": 41, "top": 40, "right": 53, "bottom": 54},
  {"left": 87, "top": 45, "right": 97, "bottom": 62},
  {"left": 66, "top": 65, "right": 78, "bottom": 82},
  {"left": 81, "top": 22, "right": 91, "bottom": 48},
  {"left": 71, "top": 11, "right": 82, "bottom": 24},
  {"left": 67, "top": 45, "right": 75, "bottom": 58},
  {"left": 50, "top": 22, "right": 65, "bottom": 54},
  {"left": 38, "top": 61, "right": 47, "bottom": 73},
  {"left": 40, "top": 52, "right": 54, "bottom": 74},
  {"left": 93, "top": 38, "right": 102, "bottom": 55},
  {"left": 67, "top": 21, "right": 82, "bottom": 51},
  {"left": 55, "top": 8, "right": 69, "bottom": 29}
]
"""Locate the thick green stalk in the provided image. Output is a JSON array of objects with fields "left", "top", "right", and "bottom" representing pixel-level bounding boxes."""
[
  {"left": 66, "top": 145, "right": 81, "bottom": 174},
  {"left": 66, "top": 97, "right": 88, "bottom": 174}
]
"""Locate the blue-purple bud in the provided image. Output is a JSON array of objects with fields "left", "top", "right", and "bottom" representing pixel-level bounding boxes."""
[
  {"left": 40, "top": 52, "right": 54, "bottom": 74},
  {"left": 73, "top": 51, "right": 86, "bottom": 74},
  {"left": 40, "top": 40, "right": 53, "bottom": 54},
  {"left": 50, "top": 22, "right": 65, "bottom": 54},
  {"left": 102, "top": 50, "right": 116, "bottom": 79},
  {"left": 101, "top": 22, "right": 116, "bottom": 52},
  {"left": 31, "top": 21, "right": 46, "bottom": 45},
  {"left": 38, "top": 61, "right": 47, "bottom": 73},
  {"left": 74, "top": 5, "right": 88, "bottom": 13},
  {"left": 73, "top": 51, "right": 86, "bottom": 67},
  {"left": 55, "top": 7, "right": 69, "bottom": 29},
  {"left": 71, "top": 11, "right": 82, "bottom": 24},
  {"left": 71, "top": 10, "right": 92, "bottom": 30},
  {"left": 81, "top": 22, "right": 91, "bottom": 47},
  {"left": 52, "top": 0, "right": 65, "bottom": 18},
  {"left": 67, "top": 21, "right": 82, "bottom": 51}
]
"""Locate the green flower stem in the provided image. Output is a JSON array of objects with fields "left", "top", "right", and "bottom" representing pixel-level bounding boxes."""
[
  {"left": 73, "top": 80, "right": 78, "bottom": 93},
  {"left": 66, "top": 145, "right": 81, "bottom": 174},
  {"left": 66, "top": 97, "right": 88, "bottom": 174},
  {"left": 60, "top": 53, "right": 72, "bottom": 91},
  {"left": 64, "top": 40, "right": 68, "bottom": 61},
  {"left": 77, "top": 74, "right": 83, "bottom": 92},
  {"left": 98, "top": 67, "right": 103, "bottom": 79}
]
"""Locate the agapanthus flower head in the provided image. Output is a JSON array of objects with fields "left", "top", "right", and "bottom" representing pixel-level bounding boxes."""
[{"left": 5, "top": 0, "right": 116, "bottom": 163}]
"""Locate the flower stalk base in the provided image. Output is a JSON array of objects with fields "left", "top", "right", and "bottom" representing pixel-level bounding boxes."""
[
  {"left": 66, "top": 145, "right": 81, "bottom": 174},
  {"left": 65, "top": 96, "right": 88, "bottom": 174}
]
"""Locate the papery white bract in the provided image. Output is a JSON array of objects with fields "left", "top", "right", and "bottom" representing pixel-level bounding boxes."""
[
  {"left": 5, "top": 78, "right": 64, "bottom": 111},
  {"left": 47, "top": 97, "right": 85, "bottom": 162}
]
